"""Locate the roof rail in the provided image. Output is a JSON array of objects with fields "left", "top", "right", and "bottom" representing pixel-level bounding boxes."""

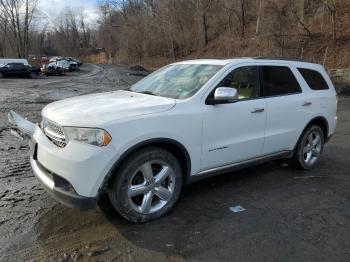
[{"left": 253, "top": 56, "right": 311, "bottom": 63}]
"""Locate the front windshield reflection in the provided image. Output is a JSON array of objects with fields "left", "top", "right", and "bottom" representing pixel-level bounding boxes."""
[{"left": 130, "top": 64, "right": 222, "bottom": 99}]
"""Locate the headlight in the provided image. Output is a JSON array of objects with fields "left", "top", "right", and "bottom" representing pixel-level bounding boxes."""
[{"left": 63, "top": 127, "right": 112, "bottom": 147}]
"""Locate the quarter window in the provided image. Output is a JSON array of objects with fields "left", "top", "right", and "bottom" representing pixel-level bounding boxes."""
[
  {"left": 298, "top": 68, "right": 329, "bottom": 90},
  {"left": 216, "top": 66, "right": 260, "bottom": 99},
  {"left": 261, "top": 66, "right": 301, "bottom": 96}
]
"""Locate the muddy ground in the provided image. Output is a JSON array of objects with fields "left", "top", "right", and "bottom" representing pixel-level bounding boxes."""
[{"left": 0, "top": 64, "right": 349, "bottom": 262}]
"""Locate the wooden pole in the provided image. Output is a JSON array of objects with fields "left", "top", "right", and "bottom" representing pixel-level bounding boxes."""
[
  {"left": 323, "top": 46, "right": 329, "bottom": 66},
  {"left": 300, "top": 47, "right": 304, "bottom": 59}
]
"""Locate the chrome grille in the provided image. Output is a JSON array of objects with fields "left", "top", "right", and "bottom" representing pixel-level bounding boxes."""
[
  {"left": 43, "top": 119, "right": 67, "bottom": 148},
  {"left": 47, "top": 120, "right": 64, "bottom": 136}
]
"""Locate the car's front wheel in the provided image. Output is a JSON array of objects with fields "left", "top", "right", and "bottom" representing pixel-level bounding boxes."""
[
  {"left": 108, "top": 147, "right": 183, "bottom": 223},
  {"left": 0, "top": 72, "right": 3, "bottom": 78},
  {"left": 292, "top": 125, "right": 324, "bottom": 170}
]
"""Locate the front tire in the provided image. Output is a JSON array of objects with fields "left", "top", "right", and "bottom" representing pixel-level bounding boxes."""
[
  {"left": 0, "top": 72, "right": 3, "bottom": 78},
  {"left": 292, "top": 125, "right": 324, "bottom": 170},
  {"left": 108, "top": 147, "right": 183, "bottom": 223}
]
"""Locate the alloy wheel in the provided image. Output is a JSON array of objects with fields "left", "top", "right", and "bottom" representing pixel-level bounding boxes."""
[
  {"left": 127, "top": 160, "right": 176, "bottom": 214},
  {"left": 302, "top": 131, "right": 322, "bottom": 166}
]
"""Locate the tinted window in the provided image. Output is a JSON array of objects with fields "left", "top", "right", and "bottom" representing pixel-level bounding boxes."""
[
  {"left": 298, "top": 68, "right": 329, "bottom": 90},
  {"left": 262, "top": 66, "right": 301, "bottom": 96},
  {"left": 14, "top": 64, "right": 25, "bottom": 69},
  {"left": 217, "top": 66, "right": 260, "bottom": 99}
]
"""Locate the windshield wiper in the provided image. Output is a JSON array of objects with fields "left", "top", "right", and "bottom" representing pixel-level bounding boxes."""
[
  {"left": 123, "top": 88, "right": 158, "bottom": 96},
  {"left": 137, "top": 91, "right": 158, "bottom": 96}
]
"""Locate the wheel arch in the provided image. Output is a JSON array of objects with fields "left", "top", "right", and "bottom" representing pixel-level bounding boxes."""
[
  {"left": 304, "top": 116, "right": 329, "bottom": 140},
  {"left": 294, "top": 116, "right": 329, "bottom": 153},
  {"left": 99, "top": 138, "right": 191, "bottom": 194}
]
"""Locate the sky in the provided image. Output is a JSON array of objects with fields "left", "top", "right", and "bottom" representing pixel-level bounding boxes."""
[{"left": 37, "top": 0, "right": 100, "bottom": 28}]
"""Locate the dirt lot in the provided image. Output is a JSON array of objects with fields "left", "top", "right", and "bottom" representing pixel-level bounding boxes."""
[{"left": 0, "top": 64, "right": 349, "bottom": 262}]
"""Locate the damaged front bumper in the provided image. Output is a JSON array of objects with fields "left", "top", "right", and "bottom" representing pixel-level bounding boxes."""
[{"left": 8, "top": 111, "right": 97, "bottom": 210}]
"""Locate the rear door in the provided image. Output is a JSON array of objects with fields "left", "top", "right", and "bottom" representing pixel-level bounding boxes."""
[
  {"left": 261, "top": 65, "right": 310, "bottom": 154},
  {"left": 201, "top": 65, "right": 267, "bottom": 171}
]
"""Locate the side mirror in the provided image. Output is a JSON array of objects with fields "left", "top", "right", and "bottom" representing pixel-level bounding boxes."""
[{"left": 207, "top": 87, "right": 238, "bottom": 105}]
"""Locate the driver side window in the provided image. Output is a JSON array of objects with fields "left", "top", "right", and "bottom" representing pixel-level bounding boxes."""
[{"left": 217, "top": 66, "right": 260, "bottom": 100}]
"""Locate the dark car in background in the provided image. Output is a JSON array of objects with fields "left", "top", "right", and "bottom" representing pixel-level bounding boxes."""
[
  {"left": 67, "top": 57, "right": 83, "bottom": 67},
  {"left": 0, "top": 63, "right": 39, "bottom": 79}
]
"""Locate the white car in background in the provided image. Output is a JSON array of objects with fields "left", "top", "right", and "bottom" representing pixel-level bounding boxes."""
[
  {"left": 0, "top": 58, "right": 29, "bottom": 66},
  {"left": 49, "top": 57, "right": 79, "bottom": 71},
  {"left": 9, "top": 57, "right": 337, "bottom": 222}
]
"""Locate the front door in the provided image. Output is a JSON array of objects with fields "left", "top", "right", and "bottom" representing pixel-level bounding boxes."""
[
  {"left": 3, "top": 63, "right": 15, "bottom": 76},
  {"left": 201, "top": 66, "right": 267, "bottom": 171}
]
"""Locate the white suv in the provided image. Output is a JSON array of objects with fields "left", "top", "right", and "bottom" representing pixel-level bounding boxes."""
[{"left": 9, "top": 58, "right": 337, "bottom": 222}]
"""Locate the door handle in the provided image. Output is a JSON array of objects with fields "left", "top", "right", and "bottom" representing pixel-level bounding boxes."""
[
  {"left": 251, "top": 108, "right": 265, "bottom": 113},
  {"left": 302, "top": 102, "right": 312, "bottom": 106}
]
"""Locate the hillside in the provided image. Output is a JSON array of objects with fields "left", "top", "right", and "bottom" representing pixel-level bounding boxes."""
[{"left": 97, "top": 0, "right": 350, "bottom": 70}]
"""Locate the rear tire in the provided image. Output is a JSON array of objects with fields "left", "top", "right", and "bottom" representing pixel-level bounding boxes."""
[
  {"left": 108, "top": 147, "right": 183, "bottom": 223},
  {"left": 292, "top": 125, "right": 324, "bottom": 170},
  {"left": 0, "top": 72, "right": 3, "bottom": 78}
]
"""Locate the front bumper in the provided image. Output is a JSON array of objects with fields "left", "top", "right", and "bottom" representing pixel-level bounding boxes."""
[
  {"left": 30, "top": 143, "right": 96, "bottom": 209},
  {"left": 8, "top": 111, "right": 117, "bottom": 210}
]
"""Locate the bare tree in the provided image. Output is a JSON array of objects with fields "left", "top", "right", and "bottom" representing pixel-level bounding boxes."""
[
  {"left": 0, "top": 0, "right": 37, "bottom": 57},
  {"left": 324, "top": 0, "right": 337, "bottom": 39},
  {"left": 292, "top": 0, "right": 312, "bottom": 37},
  {"left": 255, "top": 0, "right": 263, "bottom": 36},
  {"left": 223, "top": 0, "right": 249, "bottom": 37},
  {"left": 190, "top": 0, "right": 212, "bottom": 48}
]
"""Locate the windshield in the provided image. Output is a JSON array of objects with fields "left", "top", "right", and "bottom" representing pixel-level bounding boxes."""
[{"left": 129, "top": 64, "right": 222, "bottom": 99}]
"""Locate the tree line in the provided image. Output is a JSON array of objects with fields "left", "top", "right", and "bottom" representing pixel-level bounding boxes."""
[
  {"left": 0, "top": 0, "right": 96, "bottom": 58},
  {"left": 98, "top": 0, "right": 350, "bottom": 67},
  {"left": 0, "top": 0, "right": 349, "bottom": 68}
]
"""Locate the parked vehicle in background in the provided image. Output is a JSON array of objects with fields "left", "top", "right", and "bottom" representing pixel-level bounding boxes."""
[
  {"left": 49, "top": 56, "right": 62, "bottom": 63},
  {"left": 55, "top": 60, "right": 70, "bottom": 71},
  {"left": 40, "top": 56, "right": 82, "bottom": 76},
  {"left": 50, "top": 58, "right": 80, "bottom": 72},
  {"left": 41, "top": 63, "right": 66, "bottom": 76},
  {"left": 8, "top": 57, "right": 337, "bottom": 223},
  {"left": 66, "top": 60, "right": 79, "bottom": 72},
  {"left": 0, "top": 63, "right": 39, "bottom": 78},
  {"left": 67, "top": 57, "right": 83, "bottom": 67},
  {"left": 0, "top": 59, "right": 29, "bottom": 66}
]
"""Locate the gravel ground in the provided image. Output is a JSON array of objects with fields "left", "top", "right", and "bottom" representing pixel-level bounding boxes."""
[{"left": 0, "top": 64, "right": 349, "bottom": 262}]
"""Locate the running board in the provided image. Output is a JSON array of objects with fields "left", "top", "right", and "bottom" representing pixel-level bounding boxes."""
[{"left": 188, "top": 151, "right": 293, "bottom": 183}]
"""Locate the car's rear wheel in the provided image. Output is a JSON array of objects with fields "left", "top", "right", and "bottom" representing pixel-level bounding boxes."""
[
  {"left": 108, "top": 147, "right": 183, "bottom": 223},
  {"left": 292, "top": 125, "right": 324, "bottom": 170},
  {"left": 0, "top": 72, "right": 3, "bottom": 78}
]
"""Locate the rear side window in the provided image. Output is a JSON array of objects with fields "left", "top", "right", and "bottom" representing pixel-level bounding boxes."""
[
  {"left": 298, "top": 68, "right": 329, "bottom": 90},
  {"left": 14, "top": 64, "right": 24, "bottom": 69},
  {"left": 261, "top": 66, "right": 301, "bottom": 96}
]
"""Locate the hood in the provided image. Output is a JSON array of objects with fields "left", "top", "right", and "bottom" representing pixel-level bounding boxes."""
[{"left": 42, "top": 90, "right": 176, "bottom": 126}]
